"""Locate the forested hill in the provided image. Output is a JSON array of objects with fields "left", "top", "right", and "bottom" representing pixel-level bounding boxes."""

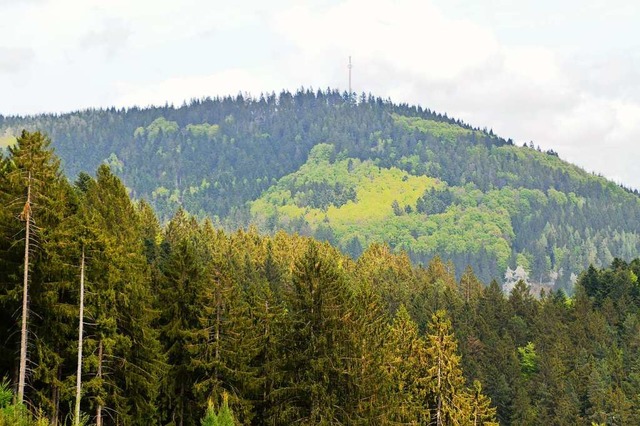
[
  {"left": 2, "top": 132, "right": 640, "bottom": 425},
  {"left": 2, "top": 89, "right": 640, "bottom": 291}
]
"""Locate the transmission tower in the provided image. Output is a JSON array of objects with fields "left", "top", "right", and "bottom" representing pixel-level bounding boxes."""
[{"left": 348, "top": 56, "right": 352, "bottom": 96}]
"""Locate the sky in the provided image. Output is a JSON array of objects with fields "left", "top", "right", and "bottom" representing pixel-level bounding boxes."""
[{"left": 1, "top": 0, "right": 639, "bottom": 189}]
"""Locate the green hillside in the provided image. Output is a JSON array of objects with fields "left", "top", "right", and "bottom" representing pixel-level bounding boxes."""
[
  {"left": 251, "top": 143, "right": 513, "bottom": 275},
  {"left": 1, "top": 89, "right": 639, "bottom": 291}
]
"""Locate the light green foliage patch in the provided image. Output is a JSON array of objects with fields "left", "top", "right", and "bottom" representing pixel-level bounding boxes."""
[
  {"left": 135, "top": 117, "right": 179, "bottom": 141},
  {"left": 186, "top": 123, "right": 219, "bottom": 138},
  {"left": 252, "top": 143, "right": 439, "bottom": 226},
  {"left": 252, "top": 144, "right": 513, "bottom": 267},
  {"left": 392, "top": 113, "right": 483, "bottom": 143}
]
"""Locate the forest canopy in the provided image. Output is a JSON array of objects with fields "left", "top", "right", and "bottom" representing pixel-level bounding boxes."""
[
  {"left": 2, "top": 89, "right": 638, "bottom": 293},
  {"left": 1, "top": 131, "right": 640, "bottom": 425}
]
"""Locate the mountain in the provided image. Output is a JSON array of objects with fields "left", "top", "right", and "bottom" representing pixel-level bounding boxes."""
[{"left": 2, "top": 89, "right": 639, "bottom": 292}]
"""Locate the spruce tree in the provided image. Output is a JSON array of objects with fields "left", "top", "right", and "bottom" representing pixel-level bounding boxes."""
[
  {"left": 282, "top": 241, "right": 354, "bottom": 424},
  {"left": 80, "top": 166, "right": 162, "bottom": 425},
  {"left": 190, "top": 224, "right": 259, "bottom": 424},
  {"left": 386, "top": 305, "right": 430, "bottom": 424},
  {"left": 0, "top": 130, "right": 70, "bottom": 415},
  {"left": 424, "top": 310, "right": 470, "bottom": 426},
  {"left": 158, "top": 208, "right": 204, "bottom": 426}
]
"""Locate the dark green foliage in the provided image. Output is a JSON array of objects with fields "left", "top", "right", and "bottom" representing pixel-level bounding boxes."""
[
  {"left": 279, "top": 241, "right": 354, "bottom": 424},
  {"left": 293, "top": 181, "right": 356, "bottom": 210},
  {"left": 416, "top": 187, "right": 453, "bottom": 215}
]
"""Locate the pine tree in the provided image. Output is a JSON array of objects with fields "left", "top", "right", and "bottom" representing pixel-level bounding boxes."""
[
  {"left": 157, "top": 208, "right": 203, "bottom": 426},
  {"left": 281, "top": 240, "right": 354, "bottom": 424},
  {"left": 0, "top": 130, "right": 72, "bottom": 419},
  {"left": 424, "top": 310, "right": 470, "bottom": 426},
  {"left": 386, "top": 305, "right": 430, "bottom": 424},
  {"left": 189, "top": 224, "right": 259, "bottom": 424},
  {"left": 80, "top": 166, "right": 162, "bottom": 425}
]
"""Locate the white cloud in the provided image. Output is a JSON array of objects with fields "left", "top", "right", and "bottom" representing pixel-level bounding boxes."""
[
  {"left": 115, "top": 68, "right": 286, "bottom": 108},
  {"left": 263, "top": 0, "right": 640, "bottom": 187},
  {"left": 79, "top": 18, "right": 131, "bottom": 58},
  {"left": 272, "top": 0, "right": 500, "bottom": 81},
  {"left": 0, "top": 47, "right": 34, "bottom": 73}
]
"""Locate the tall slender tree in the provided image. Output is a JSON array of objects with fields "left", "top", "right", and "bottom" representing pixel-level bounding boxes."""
[{"left": 0, "top": 131, "right": 66, "bottom": 407}]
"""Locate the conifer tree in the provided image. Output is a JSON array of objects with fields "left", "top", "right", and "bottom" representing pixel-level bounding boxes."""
[
  {"left": 0, "top": 130, "right": 69, "bottom": 413},
  {"left": 158, "top": 208, "right": 204, "bottom": 426},
  {"left": 282, "top": 241, "right": 354, "bottom": 424},
  {"left": 356, "top": 243, "right": 415, "bottom": 313},
  {"left": 347, "top": 280, "right": 393, "bottom": 424},
  {"left": 201, "top": 402, "right": 217, "bottom": 426},
  {"left": 190, "top": 224, "right": 259, "bottom": 424},
  {"left": 458, "top": 265, "right": 483, "bottom": 305},
  {"left": 80, "top": 166, "right": 162, "bottom": 425},
  {"left": 243, "top": 254, "right": 287, "bottom": 425},
  {"left": 387, "top": 305, "right": 430, "bottom": 424},
  {"left": 469, "top": 380, "right": 498, "bottom": 426},
  {"left": 424, "top": 310, "right": 471, "bottom": 426}
]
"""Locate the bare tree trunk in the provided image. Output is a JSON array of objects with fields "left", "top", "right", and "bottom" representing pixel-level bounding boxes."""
[
  {"left": 263, "top": 300, "right": 269, "bottom": 407},
  {"left": 179, "top": 384, "right": 184, "bottom": 426},
  {"left": 52, "top": 366, "right": 60, "bottom": 426},
  {"left": 17, "top": 171, "right": 31, "bottom": 404},
  {"left": 436, "top": 348, "right": 442, "bottom": 426},
  {"left": 74, "top": 247, "right": 85, "bottom": 426},
  {"left": 215, "top": 286, "right": 221, "bottom": 369},
  {"left": 96, "top": 340, "right": 103, "bottom": 426}
]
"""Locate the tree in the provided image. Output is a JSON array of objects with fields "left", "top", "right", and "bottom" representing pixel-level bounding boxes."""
[
  {"left": 386, "top": 305, "right": 430, "bottom": 424},
  {"left": 200, "top": 393, "right": 236, "bottom": 426},
  {"left": 0, "top": 130, "right": 69, "bottom": 415},
  {"left": 458, "top": 265, "right": 483, "bottom": 305},
  {"left": 158, "top": 209, "right": 205, "bottom": 426},
  {"left": 74, "top": 247, "right": 85, "bottom": 426},
  {"left": 347, "top": 279, "right": 393, "bottom": 424},
  {"left": 80, "top": 166, "right": 162, "bottom": 425},
  {"left": 425, "top": 310, "right": 492, "bottom": 426},
  {"left": 469, "top": 380, "right": 498, "bottom": 426},
  {"left": 281, "top": 241, "right": 354, "bottom": 424}
]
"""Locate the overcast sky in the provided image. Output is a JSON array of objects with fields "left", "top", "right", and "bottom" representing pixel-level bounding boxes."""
[{"left": 1, "top": 0, "right": 639, "bottom": 189}]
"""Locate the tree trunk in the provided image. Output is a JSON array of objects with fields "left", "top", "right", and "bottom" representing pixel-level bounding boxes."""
[
  {"left": 179, "top": 383, "right": 184, "bottom": 426},
  {"left": 17, "top": 171, "right": 31, "bottom": 404},
  {"left": 74, "top": 247, "right": 85, "bottom": 426},
  {"left": 436, "top": 346, "right": 442, "bottom": 426},
  {"left": 52, "top": 366, "right": 60, "bottom": 425},
  {"left": 263, "top": 300, "right": 269, "bottom": 407},
  {"left": 96, "top": 339, "right": 103, "bottom": 426}
]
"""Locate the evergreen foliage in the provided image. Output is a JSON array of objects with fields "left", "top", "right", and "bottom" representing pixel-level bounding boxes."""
[{"left": 1, "top": 130, "right": 640, "bottom": 425}]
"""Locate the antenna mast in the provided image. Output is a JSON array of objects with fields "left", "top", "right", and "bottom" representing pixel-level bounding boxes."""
[{"left": 348, "top": 56, "right": 352, "bottom": 96}]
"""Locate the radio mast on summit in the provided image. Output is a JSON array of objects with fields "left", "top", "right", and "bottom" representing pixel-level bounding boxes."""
[{"left": 348, "top": 56, "right": 353, "bottom": 96}]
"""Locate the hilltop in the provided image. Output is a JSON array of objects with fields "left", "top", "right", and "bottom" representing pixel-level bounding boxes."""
[{"left": 2, "top": 89, "right": 639, "bottom": 291}]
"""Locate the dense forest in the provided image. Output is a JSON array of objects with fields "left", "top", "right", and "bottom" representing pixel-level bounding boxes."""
[
  {"left": 2, "top": 131, "right": 640, "bottom": 425},
  {"left": 2, "top": 89, "right": 640, "bottom": 292}
]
